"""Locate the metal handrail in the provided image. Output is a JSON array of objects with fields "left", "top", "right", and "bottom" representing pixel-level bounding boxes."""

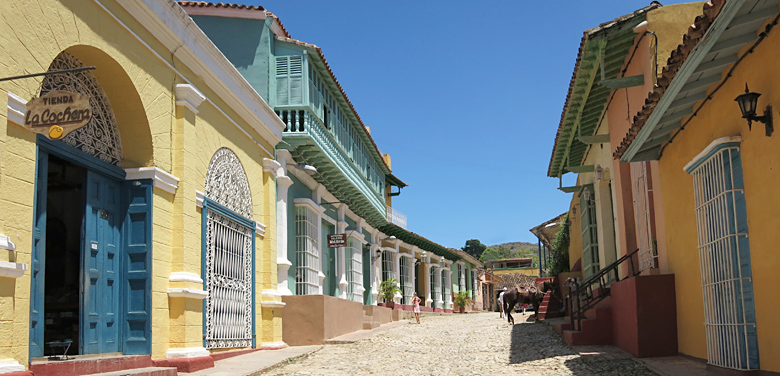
[{"left": 567, "top": 248, "right": 641, "bottom": 330}]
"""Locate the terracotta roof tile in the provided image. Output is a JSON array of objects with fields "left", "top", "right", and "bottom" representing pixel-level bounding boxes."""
[
  {"left": 613, "top": 0, "right": 726, "bottom": 159},
  {"left": 177, "top": 1, "right": 291, "bottom": 38},
  {"left": 276, "top": 36, "right": 391, "bottom": 173}
]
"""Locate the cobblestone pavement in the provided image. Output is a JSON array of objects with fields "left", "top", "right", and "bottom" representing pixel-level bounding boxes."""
[{"left": 263, "top": 312, "right": 658, "bottom": 376}]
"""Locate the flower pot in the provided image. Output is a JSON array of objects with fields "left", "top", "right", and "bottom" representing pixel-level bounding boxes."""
[
  {"left": 459, "top": 306, "right": 465, "bottom": 313},
  {"left": 385, "top": 302, "right": 395, "bottom": 310}
]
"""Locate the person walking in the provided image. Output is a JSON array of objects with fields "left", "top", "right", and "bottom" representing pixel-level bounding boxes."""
[
  {"left": 498, "top": 287, "right": 507, "bottom": 318},
  {"left": 412, "top": 292, "right": 422, "bottom": 324}
]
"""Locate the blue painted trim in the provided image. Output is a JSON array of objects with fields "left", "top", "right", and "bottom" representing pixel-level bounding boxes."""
[
  {"left": 29, "top": 147, "right": 48, "bottom": 359},
  {"left": 202, "top": 198, "right": 255, "bottom": 229},
  {"left": 36, "top": 134, "right": 125, "bottom": 180},
  {"left": 684, "top": 141, "right": 741, "bottom": 174}
]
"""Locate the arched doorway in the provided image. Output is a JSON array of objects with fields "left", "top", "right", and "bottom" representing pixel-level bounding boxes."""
[{"left": 29, "top": 51, "right": 153, "bottom": 358}]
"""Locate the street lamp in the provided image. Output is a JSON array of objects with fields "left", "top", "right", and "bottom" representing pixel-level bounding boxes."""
[{"left": 735, "top": 83, "right": 773, "bottom": 136}]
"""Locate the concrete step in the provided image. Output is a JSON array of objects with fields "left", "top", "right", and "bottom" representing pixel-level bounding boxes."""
[
  {"left": 363, "top": 321, "right": 380, "bottom": 330},
  {"left": 81, "top": 367, "right": 177, "bottom": 376}
]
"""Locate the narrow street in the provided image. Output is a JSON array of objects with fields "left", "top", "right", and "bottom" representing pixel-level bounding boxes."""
[{"left": 264, "top": 312, "right": 657, "bottom": 376}]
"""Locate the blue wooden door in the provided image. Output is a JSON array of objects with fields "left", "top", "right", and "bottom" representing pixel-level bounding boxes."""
[
  {"left": 29, "top": 150, "right": 49, "bottom": 358},
  {"left": 321, "top": 221, "right": 336, "bottom": 296},
  {"left": 81, "top": 171, "right": 121, "bottom": 354},
  {"left": 121, "top": 179, "right": 152, "bottom": 355}
]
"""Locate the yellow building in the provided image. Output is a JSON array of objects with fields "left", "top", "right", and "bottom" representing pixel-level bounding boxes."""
[
  {"left": 0, "top": 0, "right": 285, "bottom": 373},
  {"left": 617, "top": 0, "right": 780, "bottom": 372}
]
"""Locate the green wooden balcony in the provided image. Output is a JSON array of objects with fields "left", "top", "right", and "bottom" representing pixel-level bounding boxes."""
[{"left": 276, "top": 107, "right": 387, "bottom": 226}]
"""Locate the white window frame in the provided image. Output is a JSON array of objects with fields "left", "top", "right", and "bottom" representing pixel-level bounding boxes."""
[
  {"left": 294, "top": 201, "right": 322, "bottom": 295},
  {"left": 346, "top": 236, "right": 363, "bottom": 302}
]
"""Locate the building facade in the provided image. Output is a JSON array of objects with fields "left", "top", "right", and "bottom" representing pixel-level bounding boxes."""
[
  {"left": 616, "top": 0, "right": 780, "bottom": 372},
  {"left": 0, "top": 0, "right": 285, "bottom": 373},
  {"left": 180, "top": 1, "right": 483, "bottom": 346}
]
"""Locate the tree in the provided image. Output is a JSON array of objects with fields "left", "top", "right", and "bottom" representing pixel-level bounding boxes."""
[
  {"left": 547, "top": 213, "right": 571, "bottom": 276},
  {"left": 479, "top": 245, "right": 513, "bottom": 263},
  {"left": 462, "top": 239, "right": 487, "bottom": 259}
]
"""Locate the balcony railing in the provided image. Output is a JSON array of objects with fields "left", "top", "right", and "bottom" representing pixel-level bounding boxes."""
[{"left": 386, "top": 205, "right": 407, "bottom": 229}]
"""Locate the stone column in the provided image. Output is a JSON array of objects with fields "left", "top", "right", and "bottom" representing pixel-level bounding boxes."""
[
  {"left": 425, "top": 261, "right": 433, "bottom": 306},
  {"left": 445, "top": 269, "right": 453, "bottom": 309},
  {"left": 337, "top": 210, "right": 348, "bottom": 299},
  {"left": 370, "top": 242, "right": 380, "bottom": 305}
]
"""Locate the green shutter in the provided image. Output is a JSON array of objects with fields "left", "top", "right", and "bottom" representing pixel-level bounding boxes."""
[{"left": 275, "top": 55, "right": 303, "bottom": 105}]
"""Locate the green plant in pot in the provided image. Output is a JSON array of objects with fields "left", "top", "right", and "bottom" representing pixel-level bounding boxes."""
[
  {"left": 379, "top": 278, "right": 401, "bottom": 308},
  {"left": 454, "top": 290, "right": 473, "bottom": 313}
]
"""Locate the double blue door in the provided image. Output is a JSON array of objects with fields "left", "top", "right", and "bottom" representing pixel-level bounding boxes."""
[{"left": 30, "top": 139, "right": 152, "bottom": 358}]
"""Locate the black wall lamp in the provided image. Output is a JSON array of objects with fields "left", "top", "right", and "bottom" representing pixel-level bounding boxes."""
[
  {"left": 370, "top": 249, "right": 382, "bottom": 263},
  {"left": 735, "top": 84, "right": 773, "bottom": 136}
]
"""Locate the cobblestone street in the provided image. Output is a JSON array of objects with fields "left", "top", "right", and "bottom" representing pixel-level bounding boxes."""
[{"left": 263, "top": 312, "right": 658, "bottom": 376}]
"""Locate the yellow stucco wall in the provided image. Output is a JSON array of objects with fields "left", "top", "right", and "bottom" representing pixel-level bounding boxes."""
[
  {"left": 493, "top": 268, "right": 538, "bottom": 277},
  {"left": 656, "top": 16, "right": 780, "bottom": 371},
  {"left": 0, "top": 0, "right": 280, "bottom": 367}
]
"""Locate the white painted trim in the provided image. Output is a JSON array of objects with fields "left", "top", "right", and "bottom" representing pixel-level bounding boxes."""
[
  {"left": 196, "top": 190, "right": 205, "bottom": 208},
  {"left": 683, "top": 136, "right": 742, "bottom": 172},
  {"left": 321, "top": 213, "right": 337, "bottom": 226},
  {"left": 6, "top": 92, "right": 26, "bottom": 126},
  {"left": 0, "top": 261, "right": 27, "bottom": 279},
  {"left": 174, "top": 84, "right": 206, "bottom": 114},
  {"left": 0, "top": 359, "right": 25, "bottom": 373},
  {"left": 262, "top": 289, "right": 283, "bottom": 298},
  {"left": 167, "top": 288, "right": 208, "bottom": 300},
  {"left": 260, "top": 341, "right": 288, "bottom": 348},
  {"left": 169, "top": 272, "right": 203, "bottom": 284},
  {"left": 0, "top": 235, "right": 16, "bottom": 251},
  {"left": 165, "top": 347, "right": 210, "bottom": 359},
  {"left": 262, "top": 158, "right": 282, "bottom": 176},
  {"left": 107, "top": 0, "right": 283, "bottom": 156},
  {"left": 294, "top": 198, "right": 325, "bottom": 214},
  {"left": 124, "top": 167, "right": 180, "bottom": 194},
  {"left": 255, "top": 221, "right": 266, "bottom": 236},
  {"left": 260, "top": 300, "right": 286, "bottom": 308}
]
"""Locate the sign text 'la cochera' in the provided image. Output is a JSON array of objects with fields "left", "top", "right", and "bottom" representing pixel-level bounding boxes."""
[{"left": 25, "top": 90, "right": 92, "bottom": 139}]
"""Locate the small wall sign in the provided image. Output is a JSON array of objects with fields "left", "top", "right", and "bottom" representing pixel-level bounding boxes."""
[
  {"left": 327, "top": 234, "right": 346, "bottom": 248},
  {"left": 25, "top": 90, "right": 92, "bottom": 140}
]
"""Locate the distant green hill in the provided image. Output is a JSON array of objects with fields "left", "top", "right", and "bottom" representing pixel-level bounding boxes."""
[{"left": 485, "top": 242, "right": 539, "bottom": 266}]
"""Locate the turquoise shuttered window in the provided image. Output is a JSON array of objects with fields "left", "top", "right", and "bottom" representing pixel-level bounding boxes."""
[
  {"left": 276, "top": 55, "right": 303, "bottom": 105},
  {"left": 685, "top": 139, "right": 759, "bottom": 371}
]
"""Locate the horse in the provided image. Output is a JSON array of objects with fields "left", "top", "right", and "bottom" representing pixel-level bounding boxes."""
[{"left": 502, "top": 286, "right": 543, "bottom": 325}]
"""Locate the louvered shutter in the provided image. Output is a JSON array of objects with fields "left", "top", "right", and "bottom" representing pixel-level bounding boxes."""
[{"left": 276, "top": 55, "right": 303, "bottom": 105}]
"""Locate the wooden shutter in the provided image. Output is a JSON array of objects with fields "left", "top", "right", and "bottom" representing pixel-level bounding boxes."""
[
  {"left": 122, "top": 179, "right": 152, "bottom": 355},
  {"left": 276, "top": 55, "right": 303, "bottom": 105}
]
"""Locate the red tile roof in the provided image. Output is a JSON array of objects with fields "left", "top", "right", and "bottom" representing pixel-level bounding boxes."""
[
  {"left": 177, "top": 1, "right": 291, "bottom": 38},
  {"left": 613, "top": 0, "right": 726, "bottom": 159}
]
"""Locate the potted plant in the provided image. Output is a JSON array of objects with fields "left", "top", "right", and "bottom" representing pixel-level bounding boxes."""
[
  {"left": 454, "top": 290, "right": 473, "bottom": 313},
  {"left": 379, "top": 278, "right": 401, "bottom": 309}
]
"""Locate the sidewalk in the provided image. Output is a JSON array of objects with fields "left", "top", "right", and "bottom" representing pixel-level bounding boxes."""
[
  {"left": 541, "top": 317, "right": 715, "bottom": 376},
  {"left": 189, "top": 320, "right": 411, "bottom": 375}
]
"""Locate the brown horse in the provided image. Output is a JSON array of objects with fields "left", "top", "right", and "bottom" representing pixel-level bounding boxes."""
[{"left": 502, "top": 286, "right": 543, "bottom": 325}]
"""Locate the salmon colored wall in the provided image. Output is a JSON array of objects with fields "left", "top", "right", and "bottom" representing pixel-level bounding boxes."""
[{"left": 656, "top": 17, "right": 780, "bottom": 371}]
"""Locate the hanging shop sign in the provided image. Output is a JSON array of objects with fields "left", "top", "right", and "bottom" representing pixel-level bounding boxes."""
[
  {"left": 25, "top": 90, "right": 92, "bottom": 139},
  {"left": 327, "top": 234, "right": 347, "bottom": 248}
]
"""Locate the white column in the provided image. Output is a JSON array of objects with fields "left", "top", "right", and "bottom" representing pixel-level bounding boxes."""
[
  {"left": 445, "top": 269, "right": 453, "bottom": 309},
  {"left": 370, "top": 242, "right": 380, "bottom": 305},
  {"left": 264, "top": 157, "right": 294, "bottom": 296},
  {"left": 337, "top": 210, "right": 348, "bottom": 299},
  {"left": 425, "top": 262, "right": 433, "bottom": 305},
  {"left": 410, "top": 255, "right": 417, "bottom": 298}
]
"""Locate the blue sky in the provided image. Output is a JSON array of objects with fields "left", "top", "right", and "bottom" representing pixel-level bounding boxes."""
[{"left": 246, "top": 1, "right": 697, "bottom": 248}]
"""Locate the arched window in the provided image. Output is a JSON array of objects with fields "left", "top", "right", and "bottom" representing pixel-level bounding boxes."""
[
  {"left": 203, "top": 148, "right": 254, "bottom": 349},
  {"left": 40, "top": 52, "right": 123, "bottom": 166}
]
